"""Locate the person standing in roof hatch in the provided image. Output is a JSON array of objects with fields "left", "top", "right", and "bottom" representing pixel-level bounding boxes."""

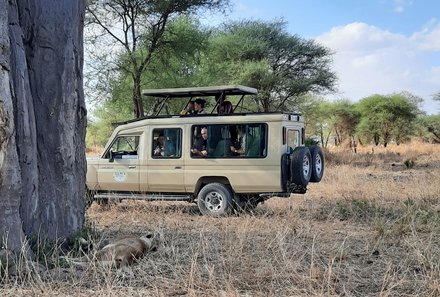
[
  {"left": 180, "top": 101, "right": 195, "bottom": 115},
  {"left": 194, "top": 98, "right": 206, "bottom": 114}
]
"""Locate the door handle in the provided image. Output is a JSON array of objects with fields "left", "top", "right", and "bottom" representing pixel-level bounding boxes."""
[
  {"left": 174, "top": 166, "right": 182, "bottom": 169},
  {"left": 128, "top": 166, "right": 136, "bottom": 169}
]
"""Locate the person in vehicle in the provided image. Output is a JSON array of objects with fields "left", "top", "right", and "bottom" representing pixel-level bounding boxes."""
[
  {"left": 194, "top": 98, "right": 206, "bottom": 114},
  {"left": 180, "top": 101, "right": 195, "bottom": 115},
  {"left": 230, "top": 125, "right": 246, "bottom": 155},
  {"left": 153, "top": 133, "right": 165, "bottom": 156},
  {"left": 191, "top": 127, "right": 208, "bottom": 157},
  {"left": 217, "top": 100, "right": 234, "bottom": 114}
]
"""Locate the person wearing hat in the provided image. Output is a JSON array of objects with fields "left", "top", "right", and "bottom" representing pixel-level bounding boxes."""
[{"left": 194, "top": 98, "right": 206, "bottom": 114}]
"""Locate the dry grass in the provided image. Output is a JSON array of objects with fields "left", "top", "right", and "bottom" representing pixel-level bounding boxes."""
[{"left": 2, "top": 142, "right": 440, "bottom": 296}]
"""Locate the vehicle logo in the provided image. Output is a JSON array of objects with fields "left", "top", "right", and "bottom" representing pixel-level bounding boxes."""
[{"left": 113, "top": 170, "right": 127, "bottom": 182}]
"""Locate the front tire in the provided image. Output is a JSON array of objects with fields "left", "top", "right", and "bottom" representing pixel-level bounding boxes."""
[{"left": 197, "top": 183, "right": 234, "bottom": 216}]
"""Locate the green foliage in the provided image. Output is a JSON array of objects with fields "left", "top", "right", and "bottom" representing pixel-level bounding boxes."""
[
  {"left": 304, "top": 137, "right": 320, "bottom": 146},
  {"left": 326, "top": 100, "right": 359, "bottom": 145},
  {"left": 86, "top": 0, "right": 229, "bottom": 118},
  {"left": 355, "top": 93, "right": 420, "bottom": 146},
  {"left": 87, "top": 17, "right": 338, "bottom": 144},
  {"left": 303, "top": 99, "right": 359, "bottom": 148},
  {"left": 415, "top": 114, "right": 440, "bottom": 143},
  {"left": 298, "top": 94, "right": 326, "bottom": 142},
  {"left": 204, "top": 20, "right": 337, "bottom": 112},
  {"left": 86, "top": 17, "right": 210, "bottom": 145},
  {"left": 86, "top": 105, "right": 131, "bottom": 148}
]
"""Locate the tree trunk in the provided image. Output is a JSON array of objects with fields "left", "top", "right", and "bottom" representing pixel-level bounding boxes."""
[
  {"left": 132, "top": 72, "right": 144, "bottom": 118},
  {"left": 0, "top": 0, "right": 86, "bottom": 252}
]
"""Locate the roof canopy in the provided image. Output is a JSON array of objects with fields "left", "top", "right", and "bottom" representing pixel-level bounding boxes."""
[{"left": 142, "top": 85, "right": 258, "bottom": 98}]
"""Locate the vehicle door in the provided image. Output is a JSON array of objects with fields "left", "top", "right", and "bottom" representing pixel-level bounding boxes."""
[
  {"left": 97, "top": 134, "right": 141, "bottom": 192},
  {"left": 146, "top": 127, "right": 185, "bottom": 192}
]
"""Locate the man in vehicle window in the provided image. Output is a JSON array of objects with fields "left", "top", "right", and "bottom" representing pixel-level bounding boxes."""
[
  {"left": 153, "top": 133, "right": 165, "bottom": 156},
  {"left": 191, "top": 127, "right": 208, "bottom": 157}
]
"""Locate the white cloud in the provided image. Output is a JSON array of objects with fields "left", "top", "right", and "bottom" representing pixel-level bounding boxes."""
[
  {"left": 411, "top": 19, "right": 440, "bottom": 50},
  {"left": 316, "top": 21, "right": 440, "bottom": 114}
]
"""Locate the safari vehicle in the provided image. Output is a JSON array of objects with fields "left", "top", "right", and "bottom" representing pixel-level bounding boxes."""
[{"left": 86, "top": 85, "right": 325, "bottom": 215}]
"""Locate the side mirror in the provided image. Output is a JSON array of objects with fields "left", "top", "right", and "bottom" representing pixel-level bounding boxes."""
[{"left": 109, "top": 150, "right": 114, "bottom": 162}]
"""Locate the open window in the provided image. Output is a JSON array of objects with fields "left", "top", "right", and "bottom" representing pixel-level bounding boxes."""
[
  {"left": 104, "top": 135, "right": 139, "bottom": 160},
  {"left": 151, "top": 128, "right": 182, "bottom": 158},
  {"left": 191, "top": 123, "right": 267, "bottom": 158}
]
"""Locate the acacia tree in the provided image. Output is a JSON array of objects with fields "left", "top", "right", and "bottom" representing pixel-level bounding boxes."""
[
  {"left": 203, "top": 20, "right": 337, "bottom": 112},
  {"left": 86, "top": 0, "right": 228, "bottom": 118},
  {"left": 356, "top": 93, "right": 420, "bottom": 147},
  {"left": 86, "top": 17, "right": 210, "bottom": 146},
  {"left": 0, "top": 0, "right": 86, "bottom": 252},
  {"left": 327, "top": 100, "right": 359, "bottom": 146}
]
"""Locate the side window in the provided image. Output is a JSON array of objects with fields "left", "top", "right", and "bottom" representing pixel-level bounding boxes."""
[
  {"left": 287, "top": 129, "right": 300, "bottom": 149},
  {"left": 246, "top": 124, "right": 267, "bottom": 157},
  {"left": 152, "top": 128, "right": 182, "bottom": 158},
  {"left": 191, "top": 124, "right": 267, "bottom": 158},
  {"left": 104, "top": 135, "right": 139, "bottom": 159}
]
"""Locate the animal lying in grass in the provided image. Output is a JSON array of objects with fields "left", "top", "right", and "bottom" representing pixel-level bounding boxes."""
[{"left": 61, "top": 233, "right": 157, "bottom": 271}]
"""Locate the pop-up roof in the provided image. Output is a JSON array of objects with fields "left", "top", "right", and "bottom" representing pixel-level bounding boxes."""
[
  {"left": 142, "top": 85, "right": 257, "bottom": 98},
  {"left": 142, "top": 85, "right": 258, "bottom": 116}
]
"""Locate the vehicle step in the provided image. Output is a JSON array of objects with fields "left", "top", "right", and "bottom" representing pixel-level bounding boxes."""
[{"left": 94, "top": 193, "right": 192, "bottom": 201}]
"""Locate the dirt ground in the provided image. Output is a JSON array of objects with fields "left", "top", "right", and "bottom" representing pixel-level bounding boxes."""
[{"left": 2, "top": 143, "right": 440, "bottom": 296}]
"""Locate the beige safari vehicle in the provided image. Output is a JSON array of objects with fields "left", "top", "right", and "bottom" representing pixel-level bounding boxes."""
[{"left": 86, "top": 86, "right": 324, "bottom": 215}]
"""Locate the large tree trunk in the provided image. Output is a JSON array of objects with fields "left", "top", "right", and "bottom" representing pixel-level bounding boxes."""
[{"left": 0, "top": 0, "right": 86, "bottom": 252}]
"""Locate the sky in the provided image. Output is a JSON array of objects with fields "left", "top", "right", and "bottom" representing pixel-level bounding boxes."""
[{"left": 202, "top": 0, "right": 440, "bottom": 114}]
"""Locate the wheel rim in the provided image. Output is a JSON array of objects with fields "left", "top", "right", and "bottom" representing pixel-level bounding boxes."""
[
  {"left": 303, "top": 155, "right": 310, "bottom": 177},
  {"left": 314, "top": 154, "right": 322, "bottom": 176},
  {"left": 204, "top": 191, "right": 224, "bottom": 212}
]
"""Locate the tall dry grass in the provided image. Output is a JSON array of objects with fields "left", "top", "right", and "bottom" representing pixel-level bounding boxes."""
[{"left": 2, "top": 142, "right": 440, "bottom": 296}]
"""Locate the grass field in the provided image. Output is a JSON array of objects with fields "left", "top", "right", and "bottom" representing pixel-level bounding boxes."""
[{"left": 2, "top": 141, "right": 440, "bottom": 296}]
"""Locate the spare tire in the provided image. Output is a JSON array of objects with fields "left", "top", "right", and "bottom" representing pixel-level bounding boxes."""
[
  {"left": 290, "top": 147, "right": 311, "bottom": 186},
  {"left": 309, "top": 146, "right": 325, "bottom": 182}
]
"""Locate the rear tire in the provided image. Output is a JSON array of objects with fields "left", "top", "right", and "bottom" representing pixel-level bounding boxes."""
[
  {"left": 309, "top": 146, "right": 324, "bottom": 182},
  {"left": 290, "top": 147, "right": 312, "bottom": 186},
  {"left": 197, "top": 183, "right": 234, "bottom": 216}
]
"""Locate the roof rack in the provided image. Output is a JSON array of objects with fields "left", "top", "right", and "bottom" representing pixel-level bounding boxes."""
[
  {"left": 142, "top": 85, "right": 257, "bottom": 98},
  {"left": 111, "top": 111, "right": 302, "bottom": 127}
]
